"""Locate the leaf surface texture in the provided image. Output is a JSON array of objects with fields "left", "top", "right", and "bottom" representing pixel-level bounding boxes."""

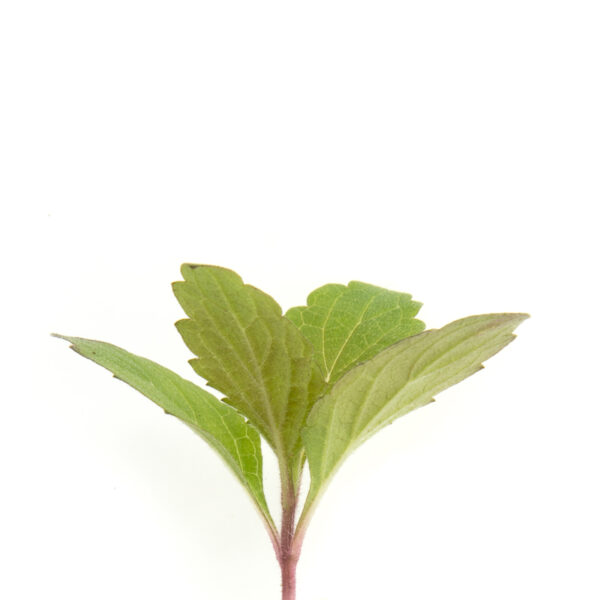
[
  {"left": 302, "top": 313, "right": 528, "bottom": 507},
  {"left": 286, "top": 281, "right": 425, "bottom": 385},
  {"left": 173, "top": 265, "right": 324, "bottom": 478},
  {"left": 54, "top": 334, "right": 272, "bottom": 521}
]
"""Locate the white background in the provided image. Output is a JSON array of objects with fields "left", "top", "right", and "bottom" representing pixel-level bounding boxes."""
[{"left": 1, "top": 1, "right": 598, "bottom": 599}]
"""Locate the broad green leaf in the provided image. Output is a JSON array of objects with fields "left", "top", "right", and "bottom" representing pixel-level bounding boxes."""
[
  {"left": 172, "top": 265, "right": 324, "bottom": 482},
  {"left": 53, "top": 334, "right": 274, "bottom": 528},
  {"left": 301, "top": 313, "right": 528, "bottom": 516},
  {"left": 286, "top": 281, "right": 425, "bottom": 385}
]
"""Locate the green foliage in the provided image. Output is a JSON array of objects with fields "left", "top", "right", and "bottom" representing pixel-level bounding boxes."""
[
  {"left": 52, "top": 334, "right": 274, "bottom": 529},
  {"left": 172, "top": 265, "right": 324, "bottom": 485},
  {"left": 286, "top": 281, "right": 425, "bottom": 386},
  {"left": 55, "top": 264, "right": 527, "bottom": 599},
  {"left": 300, "top": 313, "right": 529, "bottom": 515}
]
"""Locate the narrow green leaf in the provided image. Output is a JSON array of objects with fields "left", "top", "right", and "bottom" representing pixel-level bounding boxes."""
[
  {"left": 286, "top": 281, "right": 425, "bottom": 385},
  {"left": 301, "top": 313, "right": 528, "bottom": 516},
  {"left": 172, "top": 265, "right": 325, "bottom": 481},
  {"left": 53, "top": 334, "right": 274, "bottom": 528}
]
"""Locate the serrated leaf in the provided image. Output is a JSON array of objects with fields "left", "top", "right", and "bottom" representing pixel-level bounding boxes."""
[
  {"left": 53, "top": 334, "right": 274, "bottom": 528},
  {"left": 286, "top": 281, "right": 425, "bottom": 385},
  {"left": 301, "top": 313, "right": 528, "bottom": 516},
  {"left": 172, "top": 265, "right": 325, "bottom": 482}
]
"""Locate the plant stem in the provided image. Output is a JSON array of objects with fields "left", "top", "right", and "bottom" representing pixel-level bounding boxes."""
[
  {"left": 278, "top": 471, "right": 301, "bottom": 600},
  {"left": 280, "top": 550, "right": 298, "bottom": 600}
]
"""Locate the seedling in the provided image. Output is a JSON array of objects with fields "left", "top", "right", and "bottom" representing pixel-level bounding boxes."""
[{"left": 54, "top": 265, "right": 527, "bottom": 600}]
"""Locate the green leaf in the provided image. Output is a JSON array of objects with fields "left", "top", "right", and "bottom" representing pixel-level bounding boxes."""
[
  {"left": 300, "top": 313, "right": 529, "bottom": 517},
  {"left": 286, "top": 281, "right": 425, "bottom": 386},
  {"left": 53, "top": 334, "right": 275, "bottom": 529},
  {"left": 172, "top": 265, "right": 325, "bottom": 482}
]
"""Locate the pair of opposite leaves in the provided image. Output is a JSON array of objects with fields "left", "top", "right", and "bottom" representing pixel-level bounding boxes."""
[{"left": 55, "top": 265, "right": 527, "bottom": 529}]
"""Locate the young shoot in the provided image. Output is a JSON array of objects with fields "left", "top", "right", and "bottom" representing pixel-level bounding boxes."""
[{"left": 54, "top": 264, "right": 527, "bottom": 600}]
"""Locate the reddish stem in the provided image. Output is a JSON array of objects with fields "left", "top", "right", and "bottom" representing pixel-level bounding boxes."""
[
  {"left": 278, "top": 477, "right": 301, "bottom": 600},
  {"left": 280, "top": 552, "right": 298, "bottom": 600}
]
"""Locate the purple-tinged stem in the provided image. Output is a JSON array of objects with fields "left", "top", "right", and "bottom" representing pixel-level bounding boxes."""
[
  {"left": 278, "top": 474, "right": 302, "bottom": 600},
  {"left": 280, "top": 552, "right": 298, "bottom": 600}
]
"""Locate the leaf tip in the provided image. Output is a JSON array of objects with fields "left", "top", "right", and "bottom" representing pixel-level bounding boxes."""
[
  {"left": 179, "top": 262, "right": 205, "bottom": 278},
  {"left": 505, "top": 312, "right": 530, "bottom": 330},
  {"left": 180, "top": 262, "right": 240, "bottom": 277},
  {"left": 52, "top": 333, "right": 78, "bottom": 349}
]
